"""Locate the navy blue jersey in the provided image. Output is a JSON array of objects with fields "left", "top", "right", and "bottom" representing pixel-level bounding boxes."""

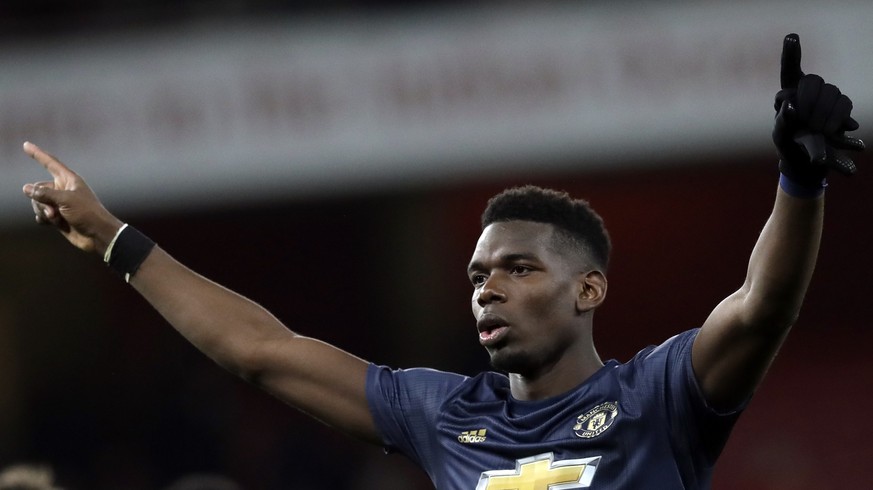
[{"left": 366, "top": 328, "right": 744, "bottom": 489}]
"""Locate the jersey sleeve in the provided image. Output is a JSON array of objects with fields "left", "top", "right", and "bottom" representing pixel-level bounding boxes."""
[
  {"left": 366, "top": 363, "right": 468, "bottom": 469},
  {"left": 642, "top": 328, "right": 747, "bottom": 465}
]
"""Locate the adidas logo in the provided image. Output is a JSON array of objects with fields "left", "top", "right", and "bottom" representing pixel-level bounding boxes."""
[{"left": 458, "top": 429, "right": 487, "bottom": 443}]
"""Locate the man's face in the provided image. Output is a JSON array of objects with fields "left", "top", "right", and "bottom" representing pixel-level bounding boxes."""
[{"left": 467, "top": 221, "right": 585, "bottom": 376}]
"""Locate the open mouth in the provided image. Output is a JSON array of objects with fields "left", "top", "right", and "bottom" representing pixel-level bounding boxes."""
[
  {"left": 479, "top": 325, "right": 509, "bottom": 345},
  {"left": 477, "top": 314, "right": 510, "bottom": 346}
]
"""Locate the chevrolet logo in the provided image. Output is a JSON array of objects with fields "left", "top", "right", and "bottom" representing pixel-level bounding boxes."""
[{"left": 476, "top": 452, "right": 601, "bottom": 490}]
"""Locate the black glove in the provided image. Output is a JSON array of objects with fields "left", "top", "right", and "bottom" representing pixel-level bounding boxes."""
[{"left": 772, "top": 33, "right": 865, "bottom": 188}]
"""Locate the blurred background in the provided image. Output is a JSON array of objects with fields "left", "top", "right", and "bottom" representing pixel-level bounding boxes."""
[{"left": 1, "top": 1, "right": 871, "bottom": 488}]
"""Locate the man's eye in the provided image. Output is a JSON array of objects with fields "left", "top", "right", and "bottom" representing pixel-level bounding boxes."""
[
  {"left": 510, "top": 266, "right": 529, "bottom": 274},
  {"left": 471, "top": 274, "right": 487, "bottom": 286}
]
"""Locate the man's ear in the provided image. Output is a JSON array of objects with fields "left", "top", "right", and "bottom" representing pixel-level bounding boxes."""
[{"left": 576, "top": 270, "right": 607, "bottom": 312}]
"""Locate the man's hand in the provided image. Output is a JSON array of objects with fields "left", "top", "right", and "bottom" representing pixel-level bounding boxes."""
[
  {"left": 21, "top": 142, "right": 123, "bottom": 255},
  {"left": 772, "top": 33, "right": 865, "bottom": 187}
]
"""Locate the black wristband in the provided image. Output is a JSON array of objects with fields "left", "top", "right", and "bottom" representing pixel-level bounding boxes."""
[{"left": 105, "top": 225, "right": 156, "bottom": 283}]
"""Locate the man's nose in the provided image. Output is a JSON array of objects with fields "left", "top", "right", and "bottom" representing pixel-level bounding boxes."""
[{"left": 476, "top": 276, "right": 507, "bottom": 306}]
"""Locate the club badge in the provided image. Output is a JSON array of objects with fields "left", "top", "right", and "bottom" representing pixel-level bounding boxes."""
[{"left": 573, "top": 401, "right": 619, "bottom": 439}]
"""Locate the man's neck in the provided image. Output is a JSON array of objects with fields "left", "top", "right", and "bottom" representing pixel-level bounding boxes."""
[{"left": 508, "top": 344, "right": 604, "bottom": 401}]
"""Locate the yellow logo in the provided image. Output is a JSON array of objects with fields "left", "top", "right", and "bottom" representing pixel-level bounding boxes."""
[
  {"left": 459, "top": 429, "right": 487, "bottom": 443},
  {"left": 476, "top": 452, "right": 600, "bottom": 489},
  {"left": 573, "top": 401, "right": 619, "bottom": 439}
]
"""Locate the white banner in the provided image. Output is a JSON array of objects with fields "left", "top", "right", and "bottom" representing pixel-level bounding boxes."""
[{"left": 1, "top": 1, "right": 871, "bottom": 223}]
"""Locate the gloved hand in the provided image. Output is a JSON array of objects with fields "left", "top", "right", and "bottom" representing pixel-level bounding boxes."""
[{"left": 772, "top": 33, "right": 865, "bottom": 188}]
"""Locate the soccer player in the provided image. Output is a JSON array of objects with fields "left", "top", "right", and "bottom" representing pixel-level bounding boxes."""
[{"left": 20, "top": 34, "right": 864, "bottom": 489}]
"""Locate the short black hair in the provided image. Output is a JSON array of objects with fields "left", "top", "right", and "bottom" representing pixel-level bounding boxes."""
[{"left": 481, "top": 185, "right": 611, "bottom": 270}]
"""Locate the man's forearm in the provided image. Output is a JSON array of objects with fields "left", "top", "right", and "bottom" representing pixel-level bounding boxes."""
[
  {"left": 739, "top": 184, "right": 824, "bottom": 329},
  {"left": 128, "top": 246, "right": 294, "bottom": 377}
]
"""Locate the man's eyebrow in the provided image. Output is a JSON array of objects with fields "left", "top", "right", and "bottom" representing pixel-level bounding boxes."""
[
  {"left": 502, "top": 253, "right": 539, "bottom": 263},
  {"left": 467, "top": 261, "right": 483, "bottom": 274},
  {"left": 467, "top": 253, "right": 539, "bottom": 274}
]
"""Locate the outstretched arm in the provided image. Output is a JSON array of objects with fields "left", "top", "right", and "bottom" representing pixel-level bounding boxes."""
[
  {"left": 692, "top": 34, "right": 865, "bottom": 410},
  {"left": 693, "top": 186, "right": 822, "bottom": 409},
  {"left": 22, "top": 143, "right": 381, "bottom": 444}
]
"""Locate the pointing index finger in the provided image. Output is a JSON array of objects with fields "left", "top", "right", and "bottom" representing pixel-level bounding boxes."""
[
  {"left": 780, "top": 33, "right": 803, "bottom": 89},
  {"left": 23, "top": 141, "right": 75, "bottom": 179}
]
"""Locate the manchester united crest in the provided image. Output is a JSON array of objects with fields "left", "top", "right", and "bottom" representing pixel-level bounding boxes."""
[{"left": 573, "top": 401, "right": 619, "bottom": 439}]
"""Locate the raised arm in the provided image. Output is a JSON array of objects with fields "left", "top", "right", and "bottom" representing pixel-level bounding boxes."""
[
  {"left": 21, "top": 143, "right": 381, "bottom": 444},
  {"left": 692, "top": 34, "right": 865, "bottom": 410}
]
